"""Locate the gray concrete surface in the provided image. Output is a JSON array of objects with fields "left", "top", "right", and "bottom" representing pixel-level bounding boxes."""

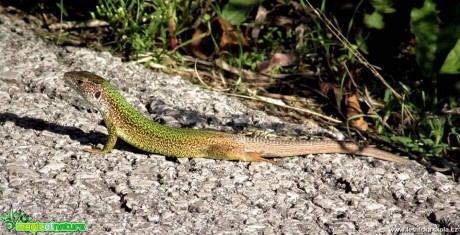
[{"left": 0, "top": 14, "right": 459, "bottom": 234}]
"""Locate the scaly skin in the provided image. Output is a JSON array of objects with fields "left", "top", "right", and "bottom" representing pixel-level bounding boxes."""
[{"left": 64, "top": 71, "right": 408, "bottom": 163}]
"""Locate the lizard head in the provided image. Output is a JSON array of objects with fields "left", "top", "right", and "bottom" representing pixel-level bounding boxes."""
[{"left": 64, "top": 71, "right": 112, "bottom": 114}]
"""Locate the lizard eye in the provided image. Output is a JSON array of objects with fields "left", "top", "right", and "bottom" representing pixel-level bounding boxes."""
[
  {"left": 76, "top": 79, "right": 84, "bottom": 85},
  {"left": 94, "top": 91, "right": 101, "bottom": 99}
]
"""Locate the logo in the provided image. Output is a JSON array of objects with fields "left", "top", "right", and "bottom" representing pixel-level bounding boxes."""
[{"left": 1, "top": 209, "right": 86, "bottom": 233}]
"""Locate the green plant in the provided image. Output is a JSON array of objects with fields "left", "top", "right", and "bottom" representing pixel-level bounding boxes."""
[
  {"left": 55, "top": 0, "right": 68, "bottom": 43},
  {"left": 92, "top": 0, "right": 184, "bottom": 61},
  {"left": 410, "top": 0, "right": 460, "bottom": 76}
]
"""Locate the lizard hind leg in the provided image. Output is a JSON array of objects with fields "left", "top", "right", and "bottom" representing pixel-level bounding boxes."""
[
  {"left": 205, "top": 145, "right": 274, "bottom": 163},
  {"left": 237, "top": 151, "right": 274, "bottom": 163}
]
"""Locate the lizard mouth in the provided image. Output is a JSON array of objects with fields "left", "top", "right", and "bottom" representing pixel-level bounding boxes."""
[
  {"left": 63, "top": 72, "right": 78, "bottom": 87},
  {"left": 64, "top": 71, "right": 89, "bottom": 93}
]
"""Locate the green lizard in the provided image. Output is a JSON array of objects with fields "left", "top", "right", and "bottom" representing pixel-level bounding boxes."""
[{"left": 64, "top": 71, "right": 408, "bottom": 163}]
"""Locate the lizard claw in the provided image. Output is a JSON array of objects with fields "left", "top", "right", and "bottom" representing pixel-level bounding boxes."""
[
  {"left": 83, "top": 147, "right": 106, "bottom": 154},
  {"left": 241, "top": 152, "right": 275, "bottom": 163}
]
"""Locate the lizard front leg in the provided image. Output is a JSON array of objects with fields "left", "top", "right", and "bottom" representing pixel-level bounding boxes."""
[{"left": 84, "top": 118, "right": 118, "bottom": 154}]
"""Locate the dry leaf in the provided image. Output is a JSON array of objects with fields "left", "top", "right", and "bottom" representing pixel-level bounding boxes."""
[
  {"left": 190, "top": 17, "right": 249, "bottom": 60},
  {"left": 319, "top": 83, "right": 368, "bottom": 131},
  {"left": 217, "top": 17, "right": 249, "bottom": 48},
  {"left": 252, "top": 5, "right": 268, "bottom": 39},
  {"left": 319, "top": 81, "right": 340, "bottom": 98},
  {"left": 191, "top": 24, "right": 211, "bottom": 60},
  {"left": 346, "top": 92, "right": 368, "bottom": 131},
  {"left": 257, "top": 53, "right": 297, "bottom": 73}
]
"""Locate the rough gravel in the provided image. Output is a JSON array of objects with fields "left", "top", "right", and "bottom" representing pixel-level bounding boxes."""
[{"left": 1, "top": 14, "right": 459, "bottom": 234}]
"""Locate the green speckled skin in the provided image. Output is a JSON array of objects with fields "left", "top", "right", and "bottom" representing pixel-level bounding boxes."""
[{"left": 64, "top": 71, "right": 408, "bottom": 163}]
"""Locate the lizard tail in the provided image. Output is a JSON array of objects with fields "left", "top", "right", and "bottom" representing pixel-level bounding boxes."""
[{"left": 235, "top": 137, "right": 408, "bottom": 163}]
